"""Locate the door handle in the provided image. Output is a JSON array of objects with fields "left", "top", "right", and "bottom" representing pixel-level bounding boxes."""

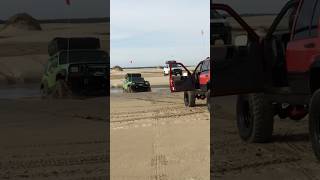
[{"left": 304, "top": 43, "right": 315, "bottom": 48}]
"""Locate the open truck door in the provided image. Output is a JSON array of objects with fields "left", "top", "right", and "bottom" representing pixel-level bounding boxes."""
[
  {"left": 166, "top": 61, "right": 195, "bottom": 92},
  {"left": 211, "top": 4, "right": 265, "bottom": 96}
]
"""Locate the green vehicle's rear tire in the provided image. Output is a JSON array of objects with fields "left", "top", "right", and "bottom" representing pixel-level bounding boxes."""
[
  {"left": 129, "top": 86, "right": 134, "bottom": 93},
  {"left": 41, "top": 82, "right": 49, "bottom": 99},
  {"left": 53, "top": 79, "right": 72, "bottom": 98}
]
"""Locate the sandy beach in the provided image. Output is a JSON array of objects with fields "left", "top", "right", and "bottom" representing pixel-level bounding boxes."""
[
  {"left": 0, "top": 21, "right": 109, "bottom": 179},
  {"left": 212, "top": 96, "right": 320, "bottom": 180},
  {"left": 110, "top": 89, "right": 210, "bottom": 180}
]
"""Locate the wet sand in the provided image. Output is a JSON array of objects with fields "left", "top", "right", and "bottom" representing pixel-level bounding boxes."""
[
  {"left": 212, "top": 96, "right": 320, "bottom": 180},
  {"left": 0, "top": 97, "right": 108, "bottom": 179},
  {"left": 0, "top": 22, "right": 109, "bottom": 179},
  {"left": 111, "top": 91, "right": 209, "bottom": 180},
  {"left": 110, "top": 62, "right": 210, "bottom": 179}
]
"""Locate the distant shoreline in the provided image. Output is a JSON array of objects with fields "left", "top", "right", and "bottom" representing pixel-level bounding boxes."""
[
  {"left": 0, "top": 17, "right": 110, "bottom": 24},
  {"left": 110, "top": 66, "right": 194, "bottom": 70}
]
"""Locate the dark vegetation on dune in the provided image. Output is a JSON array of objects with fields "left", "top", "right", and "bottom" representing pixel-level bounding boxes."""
[
  {"left": 2, "top": 13, "right": 42, "bottom": 31},
  {"left": 112, "top": 66, "right": 123, "bottom": 72}
]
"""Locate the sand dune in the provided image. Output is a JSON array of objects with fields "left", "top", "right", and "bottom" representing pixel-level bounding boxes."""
[{"left": 0, "top": 22, "right": 109, "bottom": 85}]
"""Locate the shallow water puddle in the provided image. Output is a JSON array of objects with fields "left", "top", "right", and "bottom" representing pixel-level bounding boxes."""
[
  {"left": 110, "top": 87, "right": 170, "bottom": 94},
  {"left": 0, "top": 84, "right": 40, "bottom": 99}
]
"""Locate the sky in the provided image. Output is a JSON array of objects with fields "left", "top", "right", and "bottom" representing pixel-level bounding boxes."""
[
  {"left": 0, "top": 0, "right": 109, "bottom": 19},
  {"left": 111, "top": 0, "right": 290, "bottom": 68},
  {"left": 111, "top": 0, "right": 210, "bottom": 67}
]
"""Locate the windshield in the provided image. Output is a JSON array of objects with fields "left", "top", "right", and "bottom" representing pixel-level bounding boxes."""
[
  {"left": 59, "top": 51, "right": 108, "bottom": 64},
  {"left": 129, "top": 77, "right": 145, "bottom": 82}
]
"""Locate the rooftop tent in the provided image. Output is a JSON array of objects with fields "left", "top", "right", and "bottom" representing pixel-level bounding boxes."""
[
  {"left": 48, "top": 37, "right": 101, "bottom": 56},
  {"left": 125, "top": 73, "right": 142, "bottom": 79}
]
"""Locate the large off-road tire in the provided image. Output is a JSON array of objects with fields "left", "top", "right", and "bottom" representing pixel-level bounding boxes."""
[
  {"left": 40, "top": 82, "right": 49, "bottom": 99},
  {"left": 236, "top": 93, "right": 274, "bottom": 143},
  {"left": 184, "top": 91, "right": 196, "bottom": 107},
  {"left": 309, "top": 89, "right": 320, "bottom": 161},
  {"left": 53, "top": 79, "right": 72, "bottom": 98},
  {"left": 128, "top": 86, "right": 133, "bottom": 93},
  {"left": 206, "top": 90, "right": 211, "bottom": 111}
]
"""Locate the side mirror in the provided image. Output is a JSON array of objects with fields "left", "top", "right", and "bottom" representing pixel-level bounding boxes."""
[{"left": 234, "top": 35, "right": 248, "bottom": 46}]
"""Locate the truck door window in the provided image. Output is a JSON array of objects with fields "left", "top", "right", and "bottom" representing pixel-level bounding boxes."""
[
  {"left": 195, "top": 63, "right": 202, "bottom": 75},
  {"left": 201, "top": 61, "right": 209, "bottom": 72},
  {"left": 211, "top": 10, "right": 235, "bottom": 46},
  {"left": 211, "top": 10, "right": 248, "bottom": 47},
  {"left": 274, "top": 5, "right": 298, "bottom": 34},
  {"left": 294, "top": 0, "right": 317, "bottom": 40},
  {"left": 310, "top": 0, "right": 320, "bottom": 37}
]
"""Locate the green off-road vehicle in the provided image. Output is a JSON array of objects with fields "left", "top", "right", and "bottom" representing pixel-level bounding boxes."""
[
  {"left": 41, "top": 37, "right": 108, "bottom": 98},
  {"left": 122, "top": 73, "right": 151, "bottom": 93}
]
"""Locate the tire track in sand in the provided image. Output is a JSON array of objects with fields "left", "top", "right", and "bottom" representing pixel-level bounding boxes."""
[{"left": 147, "top": 97, "right": 169, "bottom": 180}]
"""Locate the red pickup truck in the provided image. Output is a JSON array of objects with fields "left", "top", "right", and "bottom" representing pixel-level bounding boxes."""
[
  {"left": 211, "top": 0, "right": 320, "bottom": 160},
  {"left": 167, "top": 58, "right": 211, "bottom": 110}
]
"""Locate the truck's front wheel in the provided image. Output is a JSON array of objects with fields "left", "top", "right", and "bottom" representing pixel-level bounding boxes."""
[
  {"left": 41, "top": 82, "right": 49, "bottom": 98},
  {"left": 309, "top": 89, "right": 320, "bottom": 161},
  {"left": 53, "top": 79, "right": 72, "bottom": 98},
  {"left": 237, "top": 93, "right": 274, "bottom": 143},
  {"left": 184, "top": 91, "right": 195, "bottom": 107}
]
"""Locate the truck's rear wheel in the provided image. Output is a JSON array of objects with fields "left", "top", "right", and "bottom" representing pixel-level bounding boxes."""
[
  {"left": 206, "top": 90, "right": 211, "bottom": 111},
  {"left": 309, "top": 89, "right": 320, "bottom": 161},
  {"left": 128, "top": 86, "right": 132, "bottom": 93},
  {"left": 41, "top": 82, "right": 49, "bottom": 99},
  {"left": 53, "top": 79, "right": 72, "bottom": 98},
  {"left": 184, "top": 91, "right": 195, "bottom": 107},
  {"left": 237, "top": 93, "right": 274, "bottom": 143}
]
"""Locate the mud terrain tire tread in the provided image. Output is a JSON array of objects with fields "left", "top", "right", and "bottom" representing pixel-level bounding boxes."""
[
  {"left": 41, "top": 82, "right": 49, "bottom": 99},
  {"left": 309, "top": 89, "right": 320, "bottom": 161},
  {"left": 53, "top": 79, "right": 72, "bottom": 98},
  {"left": 184, "top": 91, "right": 196, "bottom": 107},
  {"left": 206, "top": 90, "right": 211, "bottom": 111},
  {"left": 237, "top": 93, "right": 274, "bottom": 143}
]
